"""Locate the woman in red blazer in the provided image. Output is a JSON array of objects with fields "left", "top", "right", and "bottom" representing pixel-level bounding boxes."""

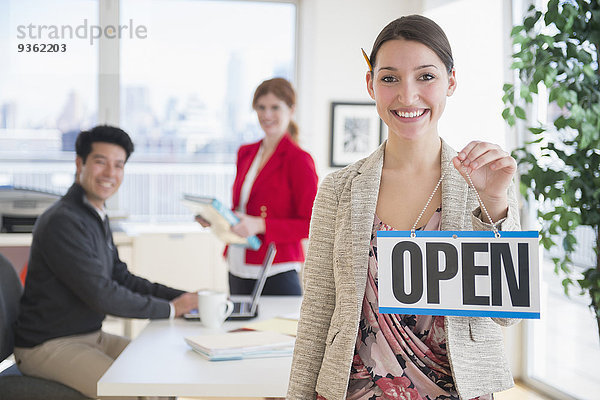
[{"left": 225, "top": 78, "right": 318, "bottom": 295}]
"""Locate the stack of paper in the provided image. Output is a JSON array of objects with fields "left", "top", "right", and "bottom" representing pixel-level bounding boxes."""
[
  {"left": 242, "top": 317, "right": 299, "bottom": 337},
  {"left": 184, "top": 331, "right": 295, "bottom": 361}
]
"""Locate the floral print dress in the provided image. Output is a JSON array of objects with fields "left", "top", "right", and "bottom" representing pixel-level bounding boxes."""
[{"left": 318, "top": 208, "right": 492, "bottom": 400}]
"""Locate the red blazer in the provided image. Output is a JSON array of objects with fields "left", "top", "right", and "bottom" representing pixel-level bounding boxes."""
[{"left": 230, "top": 134, "right": 318, "bottom": 265}]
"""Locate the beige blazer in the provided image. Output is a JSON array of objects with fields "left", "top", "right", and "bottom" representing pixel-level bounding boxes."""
[{"left": 287, "top": 140, "right": 521, "bottom": 400}]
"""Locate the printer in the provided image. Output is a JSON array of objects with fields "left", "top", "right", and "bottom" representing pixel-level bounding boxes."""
[{"left": 0, "top": 186, "right": 61, "bottom": 233}]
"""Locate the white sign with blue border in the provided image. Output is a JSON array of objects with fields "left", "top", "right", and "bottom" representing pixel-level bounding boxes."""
[{"left": 377, "top": 231, "right": 540, "bottom": 319}]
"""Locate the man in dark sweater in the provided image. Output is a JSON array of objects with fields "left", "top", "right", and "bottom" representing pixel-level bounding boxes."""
[{"left": 13, "top": 125, "right": 198, "bottom": 399}]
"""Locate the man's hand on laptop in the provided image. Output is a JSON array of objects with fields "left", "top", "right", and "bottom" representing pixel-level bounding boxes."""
[{"left": 172, "top": 292, "right": 199, "bottom": 317}]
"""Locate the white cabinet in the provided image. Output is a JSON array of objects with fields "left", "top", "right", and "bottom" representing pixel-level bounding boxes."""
[
  {"left": 111, "top": 229, "right": 229, "bottom": 338},
  {"left": 116, "top": 230, "right": 230, "bottom": 338},
  {"left": 129, "top": 231, "right": 228, "bottom": 293}
]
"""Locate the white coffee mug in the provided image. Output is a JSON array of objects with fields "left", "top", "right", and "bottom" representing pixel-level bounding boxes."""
[{"left": 197, "top": 290, "right": 234, "bottom": 328}]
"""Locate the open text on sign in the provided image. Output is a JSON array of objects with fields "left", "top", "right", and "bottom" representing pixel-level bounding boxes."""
[{"left": 377, "top": 231, "right": 540, "bottom": 319}]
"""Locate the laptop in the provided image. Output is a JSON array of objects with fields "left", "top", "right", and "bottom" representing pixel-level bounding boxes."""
[
  {"left": 228, "top": 242, "right": 276, "bottom": 320},
  {"left": 184, "top": 243, "right": 276, "bottom": 321}
]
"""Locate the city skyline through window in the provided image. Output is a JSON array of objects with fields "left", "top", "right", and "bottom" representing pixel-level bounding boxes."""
[{"left": 120, "top": 0, "right": 296, "bottom": 162}]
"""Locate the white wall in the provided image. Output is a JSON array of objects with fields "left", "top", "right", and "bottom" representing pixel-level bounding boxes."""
[
  {"left": 295, "top": 0, "right": 513, "bottom": 178},
  {"left": 295, "top": 0, "right": 424, "bottom": 177},
  {"left": 425, "top": 0, "right": 509, "bottom": 151}
]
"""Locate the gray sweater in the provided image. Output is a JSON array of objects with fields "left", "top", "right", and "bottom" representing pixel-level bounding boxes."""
[{"left": 15, "top": 183, "right": 183, "bottom": 348}]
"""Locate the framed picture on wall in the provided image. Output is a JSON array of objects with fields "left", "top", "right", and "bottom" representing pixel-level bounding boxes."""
[{"left": 329, "top": 102, "right": 383, "bottom": 168}]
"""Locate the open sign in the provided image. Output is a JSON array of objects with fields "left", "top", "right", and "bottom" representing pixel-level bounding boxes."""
[{"left": 377, "top": 231, "right": 540, "bottom": 319}]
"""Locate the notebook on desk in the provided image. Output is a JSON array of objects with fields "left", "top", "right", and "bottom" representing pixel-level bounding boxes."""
[
  {"left": 184, "top": 243, "right": 276, "bottom": 321},
  {"left": 228, "top": 242, "right": 276, "bottom": 320}
]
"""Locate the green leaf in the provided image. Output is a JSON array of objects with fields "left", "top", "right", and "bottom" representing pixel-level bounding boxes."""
[
  {"left": 583, "top": 65, "right": 596, "bottom": 78},
  {"left": 578, "top": 49, "right": 593, "bottom": 65},
  {"left": 554, "top": 116, "right": 567, "bottom": 129},
  {"left": 529, "top": 81, "right": 539, "bottom": 94},
  {"left": 524, "top": 16, "right": 537, "bottom": 30},
  {"left": 554, "top": 13, "right": 567, "bottom": 31},
  {"left": 511, "top": 25, "right": 525, "bottom": 36},
  {"left": 562, "top": 278, "right": 574, "bottom": 293},
  {"left": 511, "top": 60, "right": 525, "bottom": 70},
  {"left": 525, "top": 136, "right": 544, "bottom": 144},
  {"left": 561, "top": 3, "right": 576, "bottom": 19},
  {"left": 513, "top": 34, "right": 530, "bottom": 46},
  {"left": 558, "top": 217, "right": 571, "bottom": 230},
  {"left": 532, "top": 67, "right": 546, "bottom": 86},
  {"left": 593, "top": 292, "right": 600, "bottom": 308},
  {"left": 581, "top": 122, "right": 596, "bottom": 148},
  {"left": 565, "top": 90, "right": 578, "bottom": 105},
  {"left": 571, "top": 104, "right": 584, "bottom": 122},
  {"left": 520, "top": 85, "right": 533, "bottom": 103},
  {"left": 567, "top": 117, "right": 578, "bottom": 130},
  {"left": 549, "top": 87, "right": 561, "bottom": 103},
  {"left": 519, "top": 181, "right": 529, "bottom": 197},
  {"left": 507, "top": 115, "right": 516, "bottom": 127},
  {"left": 502, "top": 107, "right": 511, "bottom": 120},
  {"left": 563, "top": 233, "right": 577, "bottom": 252},
  {"left": 541, "top": 236, "right": 554, "bottom": 249},
  {"left": 546, "top": 0, "right": 560, "bottom": 25},
  {"left": 544, "top": 68, "right": 558, "bottom": 87},
  {"left": 515, "top": 106, "right": 527, "bottom": 119},
  {"left": 566, "top": 42, "right": 578, "bottom": 59},
  {"left": 528, "top": 127, "right": 545, "bottom": 135}
]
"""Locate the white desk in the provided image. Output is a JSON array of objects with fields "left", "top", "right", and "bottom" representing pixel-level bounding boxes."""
[{"left": 98, "top": 296, "right": 302, "bottom": 398}]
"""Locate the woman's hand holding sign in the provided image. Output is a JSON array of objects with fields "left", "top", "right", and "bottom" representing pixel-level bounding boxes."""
[{"left": 452, "top": 141, "right": 517, "bottom": 224}]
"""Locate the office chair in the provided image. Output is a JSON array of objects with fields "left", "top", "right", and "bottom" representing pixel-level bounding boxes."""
[{"left": 0, "top": 253, "right": 91, "bottom": 400}]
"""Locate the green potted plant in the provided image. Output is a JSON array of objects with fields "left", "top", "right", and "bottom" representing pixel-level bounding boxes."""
[{"left": 502, "top": 0, "right": 599, "bottom": 338}]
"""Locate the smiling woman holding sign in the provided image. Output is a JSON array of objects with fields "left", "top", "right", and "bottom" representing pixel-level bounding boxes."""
[{"left": 288, "top": 15, "right": 521, "bottom": 400}]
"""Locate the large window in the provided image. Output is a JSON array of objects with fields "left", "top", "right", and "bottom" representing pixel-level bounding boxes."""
[
  {"left": 511, "top": 1, "right": 600, "bottom": 398},
  {"left": 0, "top": 0, "right": 98, "bottom": 161},
  {"left": 526, "top": 251, "right": 600, "bottom": 399},
  {"left": 0, "top": 0, "right": 297, "bottom": 221}
]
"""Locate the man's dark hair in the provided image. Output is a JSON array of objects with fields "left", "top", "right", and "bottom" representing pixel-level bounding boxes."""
[{"left": 75, "top": 125, "right": 135, "bottom": 163}]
